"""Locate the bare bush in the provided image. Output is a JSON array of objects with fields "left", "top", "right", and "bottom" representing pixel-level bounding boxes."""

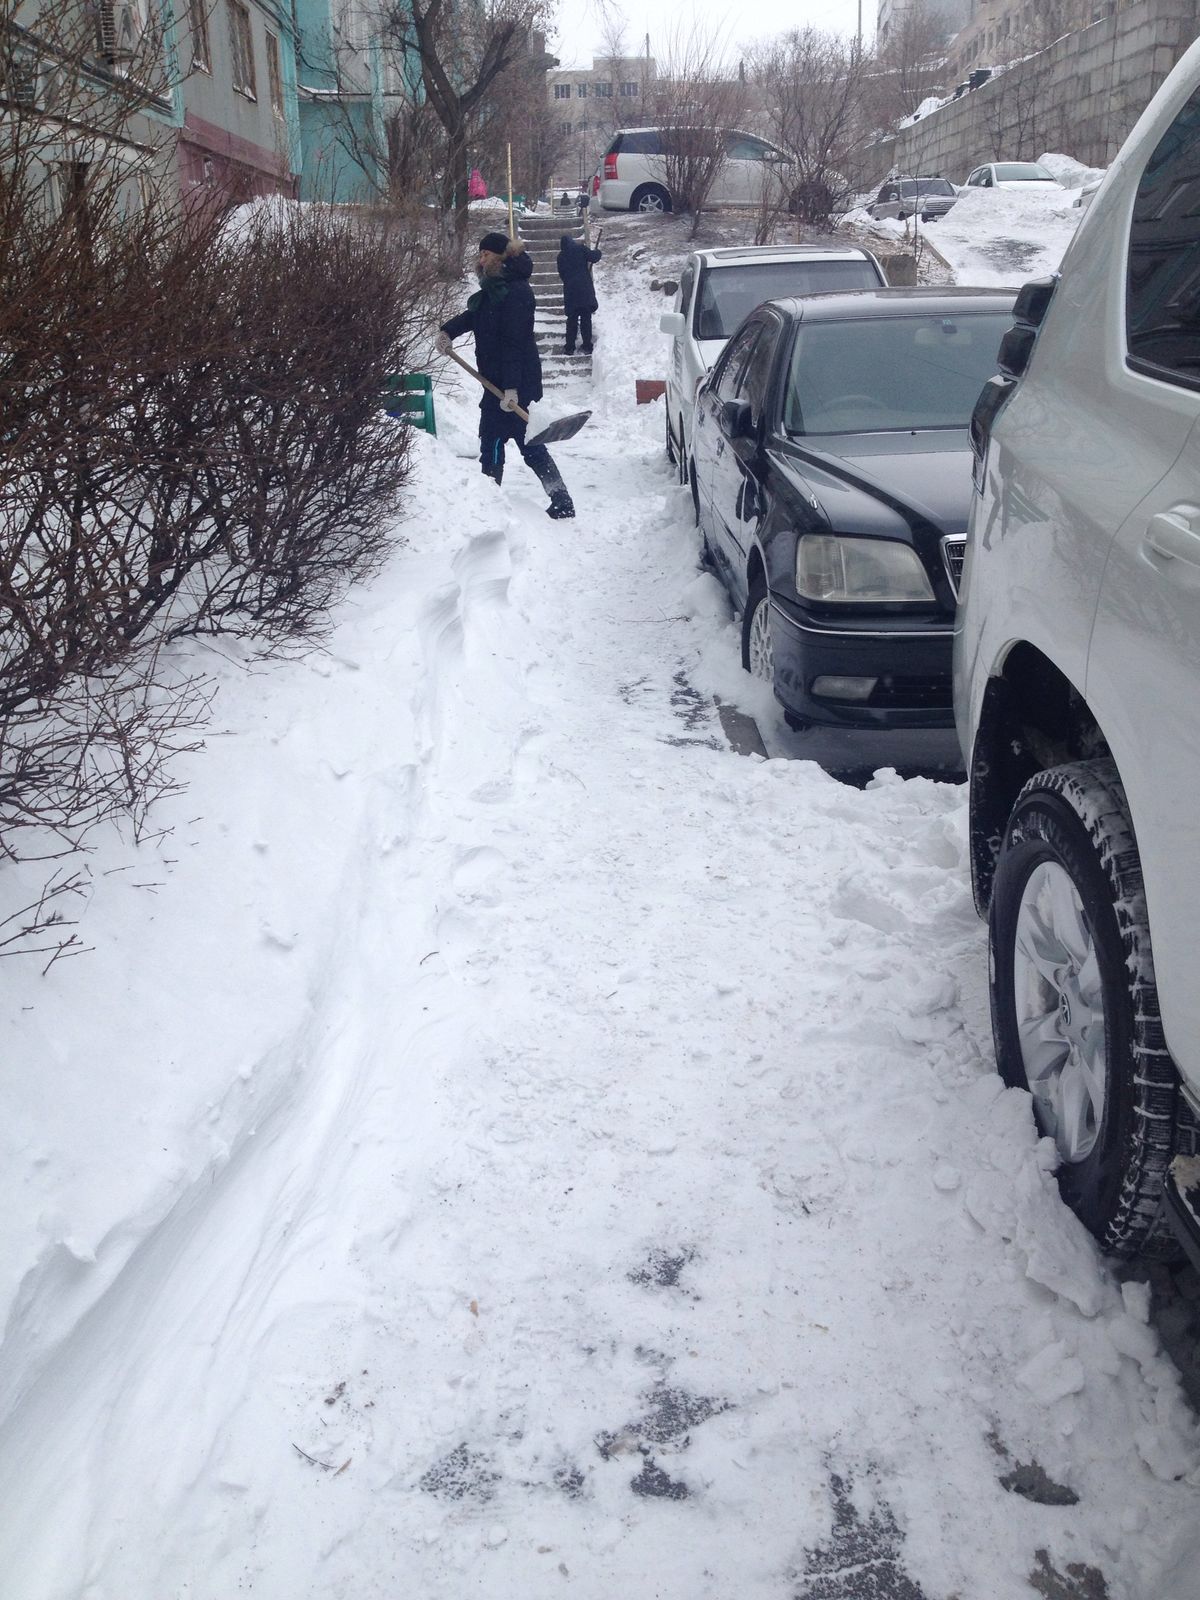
[{"left": 1, "top": 0, "right": 447, "bottom": 888}]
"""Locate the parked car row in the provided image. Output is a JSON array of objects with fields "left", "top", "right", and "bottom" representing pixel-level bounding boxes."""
[
  {"left": 657, "top": 36, "right": 1200, "bottom": 1271},
  {"left": 587, "top": 123, "right": 1074, "bottom": 225},
  {"left": 864, "top": 160, "right": 1063, "bottom": 221}
]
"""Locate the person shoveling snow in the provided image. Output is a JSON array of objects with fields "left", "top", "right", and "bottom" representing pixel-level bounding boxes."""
[{"left": 436, "top": 231, "right": 583, "bottom": 520}]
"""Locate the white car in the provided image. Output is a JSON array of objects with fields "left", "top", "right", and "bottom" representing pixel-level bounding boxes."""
[
  {"left": 963, "top": 161, "right": 1061, "bottom": 190},
  {"left": 658, "top": 245, "right": 885, "bottom": 485},
  {"left": 589, "top": 127, "right": 794, "bottom": 215},
  {"left": 955, "top": 39, "right": 1200, "bottom": 1262}
]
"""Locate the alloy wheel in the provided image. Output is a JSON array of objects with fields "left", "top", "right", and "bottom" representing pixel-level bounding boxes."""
[
  {"left": 1012, "top": 859, "right": 1107, "bottom": 1163},
  {"left": 746, "top": 596, "right": 773, "bottom": 681}
]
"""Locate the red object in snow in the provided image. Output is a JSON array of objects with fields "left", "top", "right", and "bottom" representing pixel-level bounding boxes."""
[
  {"left": 468, "top": 168, "right": 487, "bottom": 200},
  {"left": 636, "top": 380, "right": 666, "bottom": 405}
]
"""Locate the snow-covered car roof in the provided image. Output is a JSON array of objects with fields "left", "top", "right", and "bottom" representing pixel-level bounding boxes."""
[{"left": 692, "top": 245, "right": 876, "bottom": 268}]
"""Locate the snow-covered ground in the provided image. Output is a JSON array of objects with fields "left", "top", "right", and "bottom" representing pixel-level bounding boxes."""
[{"left": 2, "top": 227, "right": 1199, "bottom": 1600}]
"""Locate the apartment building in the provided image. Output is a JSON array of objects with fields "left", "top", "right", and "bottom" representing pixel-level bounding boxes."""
[
  {"left": 178, "top": 0, "right": 303, "bottom": 206},
  {"left": 546, "top": 54, "right": 656, "bottom": 186}
]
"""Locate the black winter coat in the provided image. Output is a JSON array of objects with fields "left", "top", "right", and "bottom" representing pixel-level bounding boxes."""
[
  {"left": 556, "top": 234, "right": 601, "bottom": 316},
  {"left": 441, "top": 248, "right": 542, "bottom": 408}
]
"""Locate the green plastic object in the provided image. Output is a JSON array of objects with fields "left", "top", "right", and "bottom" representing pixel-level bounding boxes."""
[{"left": 382, "top": 372, "right": 437, "bottom": 435}]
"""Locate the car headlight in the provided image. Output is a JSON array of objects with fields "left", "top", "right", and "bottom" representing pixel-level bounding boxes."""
[{"left": 796, "top": 534, "right": 935, "bottom": 604}]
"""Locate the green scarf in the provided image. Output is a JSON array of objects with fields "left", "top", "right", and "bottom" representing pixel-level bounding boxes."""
[{"left": 467, "top": 273, "right": 509, "bottom": 313}]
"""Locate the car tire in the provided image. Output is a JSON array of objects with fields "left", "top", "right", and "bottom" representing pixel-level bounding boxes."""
[
  {"left": 989, "top": 759, "right": 1185, "bottom": 1257},
  {"left": 665, "top": 405, "right": 677, "bottom": 465},
  {"left": 740, "top": 569, "right": 773, "bottom": 681},
  {"left": 688, "top": 457, "right": 701, "bottom": 528},
  {"left": 631, "top": 185, "right": 671, "bottom": 214}
]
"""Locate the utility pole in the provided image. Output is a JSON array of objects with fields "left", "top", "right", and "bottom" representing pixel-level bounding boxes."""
[{"left": 857, "top": 0, "right": 863, "bottom": 52}]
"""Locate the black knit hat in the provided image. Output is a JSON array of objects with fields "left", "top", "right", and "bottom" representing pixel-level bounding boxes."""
[{"left": 479, "top": 231, "right": 510, "bottom": 255}]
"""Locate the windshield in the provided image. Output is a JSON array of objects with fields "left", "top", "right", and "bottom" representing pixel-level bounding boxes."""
[
  {"left": 783, "top": 312, "right": 1011, "bottom": 435},
  {"left": 694, "top": 260, "right": 880, "bottom": 340},
  {"left": 899, "top": 179, "right": 955, "bottom": 196},
  {"left": 994, "top": 163, "right": 1054, "bottom": 181}
]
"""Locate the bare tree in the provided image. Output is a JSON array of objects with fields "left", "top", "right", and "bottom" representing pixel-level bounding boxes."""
[
  {"left": 380, "top": 0, "right": 554, "bottom": 243},
  {"left": 641, "top": 24, "right": 749, "bottom": 236},
  {"left": 978, "top": 6, "right": 1074, "bottom": 161},
  {"left": 749, "top": 28, "right": 876, "bottom": 238},
  {"left": 868, "top": 0, "right": 952, "bottom": 128}
]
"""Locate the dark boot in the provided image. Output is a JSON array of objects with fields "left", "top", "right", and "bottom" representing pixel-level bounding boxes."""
[{"left": 522, "top": 443, "right": 576, "bottom": 519}]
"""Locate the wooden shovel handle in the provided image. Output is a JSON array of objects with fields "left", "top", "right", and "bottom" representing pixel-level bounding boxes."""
[{"left": 445, "top": 345, "right": 530, "bottom": 423}]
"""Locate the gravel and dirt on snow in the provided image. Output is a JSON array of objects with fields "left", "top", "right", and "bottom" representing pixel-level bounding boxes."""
[{"left": 1, "top": 208, "right": 1199, "bottom": 1600}]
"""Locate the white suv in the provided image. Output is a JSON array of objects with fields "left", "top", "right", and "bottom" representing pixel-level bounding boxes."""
[
  {"left": 955, "top": 40, "right": 1200, "bottom": 1261},
  {"left": 658, "top": 245, "right": 885, "bottom": 484},
  {"left": 589, "top": 127, "right": 793, "bottom": 215}
]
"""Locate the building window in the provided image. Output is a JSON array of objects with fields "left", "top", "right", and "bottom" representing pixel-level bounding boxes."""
[
  {"left": 554, "top": 82, "right": 570, "bottom": 99},
  {"left": 228, "top": 0, "right": 256, "bottom": 98},
  {"left": 620, "top": 80, "right": 638, "bottom": 96},
  {"left": 189, "top": 0, "right": 211, "bottom": 71},
  {"left": 576, "top": 83, "right": 588, "bottom": 98},
  {"left": 595, "top": 80, "right": 612, "bottom": 97},
  {"left": 266, "top": 30, "right": 283, "bottom": 116}
]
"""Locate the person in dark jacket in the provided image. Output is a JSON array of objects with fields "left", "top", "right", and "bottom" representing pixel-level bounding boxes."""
[
  {"left": 436, "top": 231, "right": 576, "bottom": 519},
  {"left": 556, "top": 232, "right": 602, "bottom": 355}
]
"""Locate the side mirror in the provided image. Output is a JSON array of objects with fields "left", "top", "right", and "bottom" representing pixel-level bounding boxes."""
[
  {"left": 1012, "top": 274, "right": 1058, "bottom": 329},
  {"left": 721, "top": 399, "right": 754, "bottom": 440},
  {"left": 660, "top": 311, "right": 685, "bottom": 338}
]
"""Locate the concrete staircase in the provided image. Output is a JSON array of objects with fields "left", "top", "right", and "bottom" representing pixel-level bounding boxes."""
[{"left": 518, "top": 212, "right": 593, "bottom": 387}]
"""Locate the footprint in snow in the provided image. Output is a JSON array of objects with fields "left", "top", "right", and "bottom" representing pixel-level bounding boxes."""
[{"left": 451, "top": 845, "right": 508, "bottom": 899}]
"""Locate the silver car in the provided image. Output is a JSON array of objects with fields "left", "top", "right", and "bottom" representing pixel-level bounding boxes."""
[{"left": 868, "top": 177, "right": 957, "bottom": 222}]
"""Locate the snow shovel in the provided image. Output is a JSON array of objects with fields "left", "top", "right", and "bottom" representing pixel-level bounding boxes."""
[{"left": 444, "top": 346, "right": 591, "bottom": 446}]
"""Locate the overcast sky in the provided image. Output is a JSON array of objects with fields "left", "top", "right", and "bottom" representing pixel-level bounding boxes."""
[{"left": 548, "top": 0, "right": 875, "bottom": 70}]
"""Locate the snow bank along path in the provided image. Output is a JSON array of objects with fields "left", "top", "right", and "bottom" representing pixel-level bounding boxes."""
[{"left": 1, "top": 230, "right": 1197, "bottom": 1599}]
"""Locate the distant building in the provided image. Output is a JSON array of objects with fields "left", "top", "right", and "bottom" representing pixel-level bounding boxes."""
[
  {"left": 545, "top": 54, "right": 656, "bottom": 187},
  {"left": 877, "top": 0, "right": 972, "bottom": 48},
  {"left": 945, "top": 1, "right": 1097, "bottom": 80}
]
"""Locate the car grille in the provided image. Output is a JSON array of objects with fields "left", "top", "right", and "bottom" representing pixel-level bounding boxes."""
[
  {"left": 942, "top": 536, "right": 966, "bottom": 597},
  {"left": 867, "top": 675, "right": 953, "bottom": 709}
]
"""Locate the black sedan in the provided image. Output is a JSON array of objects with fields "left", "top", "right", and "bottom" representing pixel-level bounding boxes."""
[{"left": 690, "top": 287, "right": 1016, "bottom": 732}]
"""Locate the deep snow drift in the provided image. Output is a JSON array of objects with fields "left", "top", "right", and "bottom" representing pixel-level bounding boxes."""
[{"left": 1, "top": 220, "right": 1197, "bottom": 1600}]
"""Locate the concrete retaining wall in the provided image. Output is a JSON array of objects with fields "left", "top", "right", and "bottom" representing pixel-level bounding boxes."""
[{"left": 871, "top": 0, "right": 1200, "bottom": 185}]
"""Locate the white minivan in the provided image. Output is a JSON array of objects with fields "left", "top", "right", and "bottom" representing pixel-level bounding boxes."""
[
  {"left": 955, "top": 40, "right": 1200, "bottom": 1262},
  {"left": 589, "top": 127, "right": 794, "bottom": 214}
]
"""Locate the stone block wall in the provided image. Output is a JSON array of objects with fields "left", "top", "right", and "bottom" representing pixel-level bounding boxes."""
[{"left": 870, "top": 0, "right": 1200, "bottom": 184}]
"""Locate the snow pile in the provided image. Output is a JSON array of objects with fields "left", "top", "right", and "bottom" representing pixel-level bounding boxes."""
[
  {"left": 1038, "top": 152, "right": 1108, "bottom": 192},
  {"left": 1, "top": 234, "right": 1198, "bottom": 1600},
  {"left": 912, "top": 183, "right": 1083, "bottom": 287}
]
